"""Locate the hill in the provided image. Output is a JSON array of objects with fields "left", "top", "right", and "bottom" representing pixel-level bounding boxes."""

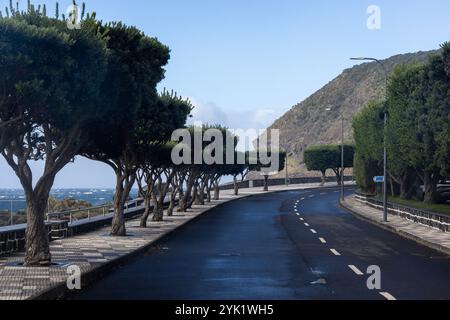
[{"left": 263, "top": 50, "right": 438, "bottom": 178}]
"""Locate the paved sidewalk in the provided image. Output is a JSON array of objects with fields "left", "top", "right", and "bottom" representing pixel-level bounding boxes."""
[
  {"left": 342, "top": 195, "right": 450, "bottom": 256},
  {"left": 0, "top": 182, "right": 337, "bottom": 300}
]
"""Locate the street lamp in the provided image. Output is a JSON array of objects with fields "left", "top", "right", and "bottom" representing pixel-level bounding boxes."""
[
  {"left": 350, "top": 57, "right": 388, "bottom": 222},
  {"left": 325, "top": 107, "right": 345, "bottom": 202}
]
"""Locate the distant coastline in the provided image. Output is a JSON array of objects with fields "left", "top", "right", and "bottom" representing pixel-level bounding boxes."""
[{"left": 0, "top": 188, "right": 139, "bottom": 212}]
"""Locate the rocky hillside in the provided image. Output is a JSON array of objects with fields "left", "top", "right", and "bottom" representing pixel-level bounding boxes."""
[{"left": 265, "top": 50, "right": 437, "bottom": 177}]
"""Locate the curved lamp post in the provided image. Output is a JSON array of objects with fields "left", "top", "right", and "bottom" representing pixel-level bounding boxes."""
[
  {"left": 325, "top": 107, "right": 345, "bottom": 202},
  {"left": 350, "top": 57, "right": 388, "bottom": 222}
]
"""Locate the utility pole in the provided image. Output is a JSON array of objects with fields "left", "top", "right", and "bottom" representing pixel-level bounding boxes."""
[{"left": 325, "top": 107, "right": 345, "bottom": 202}]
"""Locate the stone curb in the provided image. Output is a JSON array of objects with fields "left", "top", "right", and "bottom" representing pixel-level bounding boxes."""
[{"left": 340, "top": 198, "right": 450, "bottom": 257}]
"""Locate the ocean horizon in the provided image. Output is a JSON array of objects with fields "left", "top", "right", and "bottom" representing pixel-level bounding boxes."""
[{"left": 0, "top": 188, "right": 139, "bottom": 212}]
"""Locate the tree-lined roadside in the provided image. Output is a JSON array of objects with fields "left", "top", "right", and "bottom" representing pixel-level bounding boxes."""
[
  {"left": 0, "top": 1, "right": 286, "bottom": 266},
  {"left": 353, "top": 44, "right": 450, "bottom": 205}
]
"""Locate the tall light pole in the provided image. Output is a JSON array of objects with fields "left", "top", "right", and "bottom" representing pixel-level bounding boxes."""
[
  {"left": 325, "top": 107, "right": 345, "bottom": 201},
  {"left": 351, "top": 57, "right": 388, "bottom": 222}
]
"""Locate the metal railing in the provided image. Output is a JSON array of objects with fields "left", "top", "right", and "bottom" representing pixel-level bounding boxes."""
[
  {"left": 355, "top": 193, "right": 450, "bottom": 233},
  {"left": 45, "top": 197, "right": 144, "bottom": 224},
  {"left": 0, "top": 200, "right": 27, "bottom": 226}
]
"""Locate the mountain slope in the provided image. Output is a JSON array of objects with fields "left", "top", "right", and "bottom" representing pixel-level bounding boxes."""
[{"left": 266, "top": 50, "right": 437, "bottom": 177}]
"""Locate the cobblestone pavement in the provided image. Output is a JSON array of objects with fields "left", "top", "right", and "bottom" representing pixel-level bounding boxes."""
[
  {"left": 343, "top": 195, "right": 450, "bottom": 256},
  {"left": 0, "top": 183, "right": 337, "bottom": 300}
]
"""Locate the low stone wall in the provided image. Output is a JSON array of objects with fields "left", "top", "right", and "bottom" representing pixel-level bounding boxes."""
[
  {"left": 354, "top": 193, "right": 450, "bottom": 232},
  {"left": 220, "top": 176, "right": 354, "bottom": 190}
]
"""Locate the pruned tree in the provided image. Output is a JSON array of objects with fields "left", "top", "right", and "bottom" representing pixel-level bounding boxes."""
[
  {"left": 248, "top": 150, "right": 286, "bottom": 191},
  {"left": 0, "top": 9, "right": 108, "bottom": 265},
  {"left": 304, "top": 145, "right": 355, "bottom": 186},
  {"left": 81, "top": 23, "right": 173, "bottom": 236}
]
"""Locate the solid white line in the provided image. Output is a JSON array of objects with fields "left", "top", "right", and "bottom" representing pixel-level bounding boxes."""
[
  {"left": 310, "top": 229, "right": 317, "bottom": 234},
  {"left": 380, "top": 292, "right": 397, "bottom": 301},
  {"left": 319, "top": 237, "right": 327, "bottom": 243},
  {"left": 348, "top": 265, "right": 364, "bottom": 276},
  {"left": 330, "top": 249, "right": 341, "bottom": 256},
  {"left": 304, "top": 223, "right": 310, "bottom": 227}
]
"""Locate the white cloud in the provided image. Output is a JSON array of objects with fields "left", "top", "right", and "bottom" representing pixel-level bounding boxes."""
[
  {"left": 188, "top": 97, "right": 281, "bottom": 132},
  {"left": 187, "top": 97, "right": 283, "bottom": 152},
  {"left": 188, "top": 97, "right": 228, "bottom": 126}
]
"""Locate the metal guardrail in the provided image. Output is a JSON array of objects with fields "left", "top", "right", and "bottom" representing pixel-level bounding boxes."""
[
  {"left": 0, "top": 200, "right": 27, "bottom": 226},
  {"left": 354, "top": 193, "right": 450, "bottom": 233},
  {"left": 45, "top": 197, "right": 144, "bottom": 224}
]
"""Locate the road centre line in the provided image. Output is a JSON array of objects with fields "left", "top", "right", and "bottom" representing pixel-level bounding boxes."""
[
  {"left": 348, "top": 265, "right": 364, "bottom": 276},
  {"left": 330, "top": 249, "right": 341, "bottom": 256},
  {"left": 379, "top": 292, "right": 397, "bottom": 301}
]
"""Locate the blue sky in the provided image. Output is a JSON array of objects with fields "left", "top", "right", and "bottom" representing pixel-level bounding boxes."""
[{"left": 1, "top": 0, "right": 450, "bottom": 188}]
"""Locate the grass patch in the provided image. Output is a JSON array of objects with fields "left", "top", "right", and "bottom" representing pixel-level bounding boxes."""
[{"left": 387, "top": 196, "right": 450, "bottom": 215}]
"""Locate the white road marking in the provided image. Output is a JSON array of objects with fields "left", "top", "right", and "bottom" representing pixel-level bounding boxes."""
[
  {"left": 348, "top": 265, "right": 364, "bottom": 276},
  {"left": 334, "top": 190, "right": 339, "bottom": 193},
  {"left": 304, "top": 223, "right": 310, "bottom": 227},
  {"left": 309, "top": 195, "right": 315, "bottom": 198},
  {"left": 299, "top": 218, "right": 304, "bottom": 221},
  {"left": 379, "top": 292, "right": 396, "bottom": 301},
  {"left": 330, "top": 249, "right": 341, "bottom": 256},
  {"left": 295, "top": 213, "right": 300, "bottom": 216},
  {"left": 320, "top": 192, "right": 327, "bottom": 195},
  {"left": 319, "top": 237, "right": 327, "bottom": 243},
  {"left": 301, "top": 197, "right": 305, "bottom": 200},
  {"left": 310, "top": 229, "right": 317, "bottom": 234}
]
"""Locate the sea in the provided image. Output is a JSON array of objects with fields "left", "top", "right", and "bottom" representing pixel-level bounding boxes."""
[{"left": 0, "top": 188, "right": 139, "bottom": 212}]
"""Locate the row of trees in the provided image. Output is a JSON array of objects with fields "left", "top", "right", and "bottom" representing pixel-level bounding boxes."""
[
  {"left": 304, "top": 145, "right": 355, "bottom": 185},
  {"left": 353, "top": 43, "right": 450, "bottom": 204},
  {"left": 0, "top": 2, "right": 286, "bottom": 266},
  {"left": 0, "top": 2, "right": 193, "bottom": 265}
]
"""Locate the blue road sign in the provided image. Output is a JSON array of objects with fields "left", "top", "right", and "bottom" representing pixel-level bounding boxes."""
[{"left": 373, "top": 176, "right": 384, "bottom": 183}]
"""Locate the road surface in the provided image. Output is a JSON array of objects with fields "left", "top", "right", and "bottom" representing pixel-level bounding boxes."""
[{"left": 73, "top": 187, "right": 450, "bottom": 300}]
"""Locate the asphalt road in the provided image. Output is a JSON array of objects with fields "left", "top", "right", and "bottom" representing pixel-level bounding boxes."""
[{"left": 73, "top": 187, "right": 450, "bottom": 300}]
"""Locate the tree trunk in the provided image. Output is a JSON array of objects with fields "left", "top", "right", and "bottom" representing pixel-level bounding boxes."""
[
  {"left": 24, "top": 199, "right": 51, "bottom": 266},
  {"left": 320, "top": 170, "right": 326, "bottom": 186},
  {"left": 390, "top": 177, "right": 396, "bottom": 197},
  {"left": 214, "top": 183, "right": 220, "bottom": 200},
  {"left": 195, "top": 183, "right": 203, "bottom": 205},
  {"left": 333, "top": 169, "right": 342, "bottom": 186},
  {"left": 111, "top": 170, "right": 134, "bottom": 236},
  {"left": 167, "top": 191, "right": 176, "bottom": 216},
  {"left": 178, "top": 176, "right": 194, "bottom": 212},
  {"left": 189, "top": 184, "right": 198, "bottom": 208},
  {"left": 263, "top": 175, "right": 269, "bottom": 191},
  {"left": 423, "top": 171, "right": 439, "bottom": 204},
  {"left": 139, "top": 195, "right": 152, "bottom": 228},
  {"left": 152, "top": 200, "right": 164, "bottom": 221},
  {"left": 233, "top": 175, "right": 239, "bottom": 195},
  {"left": 206, "top": 184, "right": 212, "bottom": 202}
]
